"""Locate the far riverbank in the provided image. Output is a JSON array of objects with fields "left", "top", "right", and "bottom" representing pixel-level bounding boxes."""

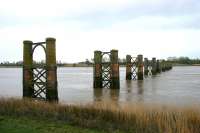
[{"left": 0, "top": 64, "right": 200, "bottom": 68}]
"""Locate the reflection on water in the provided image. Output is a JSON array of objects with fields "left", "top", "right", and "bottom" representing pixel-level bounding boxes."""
[
  {"left": 126, "top": 80, "right": 132, "bottom": 90},
  {"left": 93, "top": 88, "right": 120, "bottom": 102},
  {"left": 137, "top": 80, "right": 144, "bottom": 102},
  {"left": 137, "top": 80, "right": 144, "bottom": 95},
  {"left": 0, "top": 66, "right": 200, "bottom": 106},
  {"left": 110, "top": 89, "right": 120, "bottom": 102},
  {"left": 93, "top": 89, "right": 103, "bottom": 102},
  {"left": 125, "top": 80, "right": 132, "bottom": 102}
]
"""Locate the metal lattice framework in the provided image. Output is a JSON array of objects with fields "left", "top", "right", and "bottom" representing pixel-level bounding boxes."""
[
  {"left": 32, "top": 42, "right": 47, "bottom": 100},
  {"left": 101, "top": 52, "right": 111, "bottom": 88},
  {"left": 148, "top": 61, "right": 152, "bottom": 76},
  {"left": 131, "top": 57, "right": 138, "bottom": 80}
]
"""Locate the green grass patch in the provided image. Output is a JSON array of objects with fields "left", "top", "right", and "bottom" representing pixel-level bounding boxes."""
[{"left": 0, "top": 115, "right": 123, "bottom": 133}]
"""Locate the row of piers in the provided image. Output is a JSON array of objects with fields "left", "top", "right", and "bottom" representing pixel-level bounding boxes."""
[
  {"left": 23, "top": 38, "right": 173, "bottom": 102},
  {"left": 143, "top": 58, "right": 173, "bottom": 75},
  {"left": 93, "top": 49, "right": 173, "bottom": 90}
]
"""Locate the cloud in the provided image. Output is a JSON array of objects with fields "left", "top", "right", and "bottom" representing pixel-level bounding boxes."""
[
  {"left": 0, "top": 0, "right": 200, "bottom": 62},
  {"left": 0, "top": 0, "right": 200, "bottom": 31},
  {"left": 74, "top": 0, "right": 200, "bottom": 30}
]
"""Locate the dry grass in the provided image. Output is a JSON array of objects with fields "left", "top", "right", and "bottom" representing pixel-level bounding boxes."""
[{"left": 0, "top": 98, "right": 200, "bottom": 133}]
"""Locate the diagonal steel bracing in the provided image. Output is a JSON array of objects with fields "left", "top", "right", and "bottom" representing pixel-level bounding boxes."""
[
  {"left": 102, "top": 52, "right": 111, "bottom": 88},
  {"left": 131, "top": 57, "right": 138, "bottom": 80},
  {"left": 32, "top": 67, "right": 47, "bottom": 99}
]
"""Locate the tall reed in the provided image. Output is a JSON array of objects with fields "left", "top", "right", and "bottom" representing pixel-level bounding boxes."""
[{"left": 0, "top": 98, "right": 199, "bottom": 133}]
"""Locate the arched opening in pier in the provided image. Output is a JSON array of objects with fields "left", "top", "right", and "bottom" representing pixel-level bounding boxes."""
[
  {"left": 32, "top": 44, "right": 46, "bottom": 99},
  {"left": 102, "top": 53, "right": 111, "bottom": 63}
]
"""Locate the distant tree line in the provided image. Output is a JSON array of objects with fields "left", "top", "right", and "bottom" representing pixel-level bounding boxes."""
[
  {"left": 0, "top": 61, "right": 23, "bottom": 67},
  {"left": 0, "top": 57, "right": 199, "bottom": 67},
  {"left": 167, "top": 57, "right": 200, "bottom": 64},
  {"left": 0, "top": 61, "right": 67, "bottom": 67}
]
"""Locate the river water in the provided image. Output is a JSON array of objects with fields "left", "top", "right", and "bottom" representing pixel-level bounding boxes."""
[{"left": 0, "top": 66, "right": 200, "bottom": 106}]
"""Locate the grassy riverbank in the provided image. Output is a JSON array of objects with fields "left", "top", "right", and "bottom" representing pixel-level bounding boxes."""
[
  {"left": 0, "top": 115, "right": 120, "bottom": 133},
  {"left": 0, "top": 98, "right": 200, "bottom": 133}
]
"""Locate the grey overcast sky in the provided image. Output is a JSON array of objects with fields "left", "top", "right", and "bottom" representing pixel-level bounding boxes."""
[{"left": 0, "top": 0, "right": 200, "bottom": 63}]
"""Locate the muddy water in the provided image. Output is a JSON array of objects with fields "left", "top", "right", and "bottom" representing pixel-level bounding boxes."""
[{"left": 0, "top": 66, "right": 200, "bottom": 106}]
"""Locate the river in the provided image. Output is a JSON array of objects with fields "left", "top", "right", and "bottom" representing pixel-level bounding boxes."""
[{"left": 0, "top": 66, "right": 200, "bottom": 106}]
